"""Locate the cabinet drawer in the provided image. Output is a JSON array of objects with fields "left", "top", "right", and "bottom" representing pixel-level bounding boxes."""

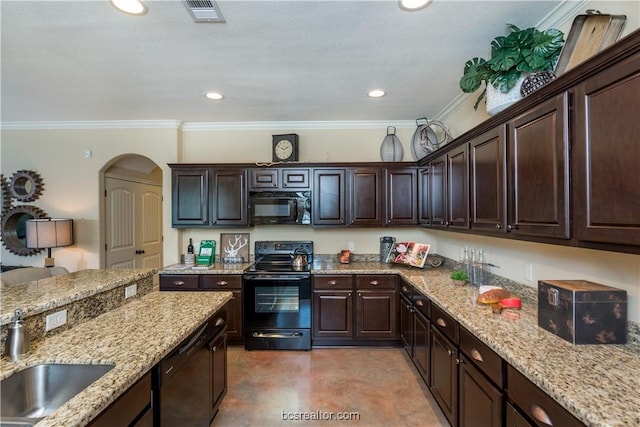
[
  {"left": 431, "top": 304, "right": 459, "bottom": 344},
  {"left": 201, "top": 275, "right": 242, "bottom": 289},
  {"left": 89, "top": 372, "right": 151, "bottom": 427},
  {"left": 460, "top": 327, "right": 504, "bottom": 388},
  {"left": 413, "top": 293, "right": 430, "bottom": 318},
  {"left": 314, "top": 275, "right": 353, "bottom": 290},
  {"left": 159, "top": 275, "right": 199, "bottom": 290},
  {"left": 399, "top": 280, "right": 413, "bottom": 298},
  {"left": 507, "top": 365, "right": 584, "bottom": 427},
  {"left": 355, "top": 275, "right": 396, "bottom": 290}
]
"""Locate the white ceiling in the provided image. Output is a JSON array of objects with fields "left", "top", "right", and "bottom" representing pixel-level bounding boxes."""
[{"left": 1, "top": 0, "right": 567, "bottom": 124}]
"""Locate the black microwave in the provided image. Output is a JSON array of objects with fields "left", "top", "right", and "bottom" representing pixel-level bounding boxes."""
[{"left": 249, "top": 191, "right": 311, "bottom": 225}]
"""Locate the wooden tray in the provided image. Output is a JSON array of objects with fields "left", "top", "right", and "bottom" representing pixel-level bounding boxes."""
[{"left": 554, "top": 12, "right": 626, "bottom": 75}]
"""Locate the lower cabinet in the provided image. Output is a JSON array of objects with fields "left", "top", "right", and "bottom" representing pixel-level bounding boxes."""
[
  {"left": 458, "top": 354, "right": 503, "bottom": 427},
  {"left": 160, "top": 273, "right": 243, "bottom": 342},
  {"left": 430, "top": 327, "right": 459, "bottom": 427},
  {"left": 89, "top": 372, "right": 152, "bottom": 427},
  {"left": 312, "top": 274, "right": 398, "bottom": 345},
  {"left": 210, "top": 325, "right": 228, "bottom": 419}
]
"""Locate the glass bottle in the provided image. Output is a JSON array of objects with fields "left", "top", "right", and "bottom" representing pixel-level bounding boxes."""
[
  {"left": 187, "top": 238, "right": 194, "bottom": 254},
  {"left": 472, "top": 248, "right": 485, "bottom": 286},
  {"left": 462, "top": 247, "right": 472, "bottom": 279}
]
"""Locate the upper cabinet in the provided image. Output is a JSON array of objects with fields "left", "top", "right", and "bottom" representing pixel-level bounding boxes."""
[
  {"left": 313, "top": 168, "right": 347, "bottom": 226},
  {"left": 348, "top": 168, "right": 383, "bottom": 226},
  {"left": 169, "top": 165, "right": 248, "bottom": 228},
  {"left": 573, "top": 53, "right": 640, "bottom": 248},
  {"left": 507, "top": 92, "right": 570, "bottom": 240},
  {"left": 385, "top": 168, "right": 418, "bottom": 225},
  {"left": 249, "top": 168, "right": 310, "bottom": 190}
]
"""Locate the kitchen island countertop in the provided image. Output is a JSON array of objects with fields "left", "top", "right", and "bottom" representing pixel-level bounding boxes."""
[{"left": 0, "top": 290, "right": 232, "bottom": 427}]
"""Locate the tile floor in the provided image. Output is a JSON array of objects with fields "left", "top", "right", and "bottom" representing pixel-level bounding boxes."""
[{"left": 212, "top": 346, "right": 449, "bottom": 426}]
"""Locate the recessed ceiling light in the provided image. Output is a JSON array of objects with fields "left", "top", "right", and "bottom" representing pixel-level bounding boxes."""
[
  {"left": 367, "top": 89, "right": 387, "bottom": 98},
  {"left": 398, "top": 0, "right": 433, "bottom": 11},
  {"left": 204, "top": 92, "right": 224, "bottom": 100},
  {"left": 111, "top": 0, "right": 148, "bottom": 16}
]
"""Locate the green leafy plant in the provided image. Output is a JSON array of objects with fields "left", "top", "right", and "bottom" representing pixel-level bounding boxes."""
[
  {"left": 450, "top": 270, "right": 469, "bottom": 281},
  {"left": 460, "top": 24, "right": 564, "bottom": 110}
]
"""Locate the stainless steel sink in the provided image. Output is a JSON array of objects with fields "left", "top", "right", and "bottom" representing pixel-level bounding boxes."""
[{"left": 0, "top": 363, "right": 115, "bottom": 426}]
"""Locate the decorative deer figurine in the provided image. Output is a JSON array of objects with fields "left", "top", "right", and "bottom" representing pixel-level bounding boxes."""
[{"left": 224, "top": 235, "right": 248, "bottom": 259}]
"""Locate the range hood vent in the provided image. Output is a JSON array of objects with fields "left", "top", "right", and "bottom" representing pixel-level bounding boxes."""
[{"left": 183, "top": 0, "right": 225, "bottom": 23}]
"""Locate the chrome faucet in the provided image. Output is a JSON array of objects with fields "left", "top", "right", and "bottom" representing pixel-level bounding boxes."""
[{"left": 5, "top": 309, "right": 30, "bottom": 360}]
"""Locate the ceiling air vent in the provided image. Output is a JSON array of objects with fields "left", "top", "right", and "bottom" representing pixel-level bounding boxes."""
[{"left": 183, "top": 0, "right": 225, "bottom": 23}]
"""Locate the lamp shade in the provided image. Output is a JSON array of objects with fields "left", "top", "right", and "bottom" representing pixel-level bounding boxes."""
[{"left": 25, "top": 218, "right": 74, "bottom": 249}]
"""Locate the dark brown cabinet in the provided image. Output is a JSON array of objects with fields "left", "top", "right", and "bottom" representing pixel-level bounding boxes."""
[
  {"left": 429, "top": 155, "right": 447, "bottom": 227},
  {"left": 355, "top": 275, "right": 398, "bottom": 340},
  {"left": 447, "top": 144, "right": 470, "bottom": 229},
  {"left": 348, "top": 168, "right": 383, "bottom": 226},
  {"left": 171, "top": 167, "right": 210, "bottom": 227},
  {"left": 418, "top": 167, "right": 432, "bottom": 225},
  {"left": 211, "top": 168, "right": 248, "bottom": 226},
  {"left": 201, "top": 275, "right": 243, "bottom": 341},
  {"left": 89, "top": 372, "right": 152, "bottom": 427},
  {"left": 458, "top": 354, "right": 503, "bottom": 427},
  {"left": 312, "top": 168, "right": 346, "bottom": 226},
  {"left": 507, "top": 365, "right": 584, "bottom": 427},
  {"left": 574, "top": 54, "right": 640, "bottom": 247},
  {"left": 249, "top": 168, "right": 310, "bottom": 190},
  {"left": 312, "top": 275, "right": 354, "bottom": 341},
  {"left": 209, "top": 326, "right": 227, "bottom": 419},
  {"left": 507, "top": 93, "right": 570, "bottom": 239},
  {"left": 430, "top": 327, "right": 458, "bottom": 427},
  {"left": 169, "top": 165, "right": 247, "bottom": 227},
  {"left": 385, "top": 167, "right": 418, "bottom": 225},
  {"left": 470, "top": 126, "right": 507, "bottom": 233}
]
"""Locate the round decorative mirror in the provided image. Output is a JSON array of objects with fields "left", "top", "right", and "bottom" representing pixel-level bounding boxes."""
[
  {"left": 9, "top": 170, "right": 44, "bottom": 202},
  {"left": 1, "top": 205, "right": 47, "bottom": 256}
]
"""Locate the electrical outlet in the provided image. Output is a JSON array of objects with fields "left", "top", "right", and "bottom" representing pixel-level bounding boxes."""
[
  {"left": 348, "top": 242, "right": 355, "bottom": 251},
  {"left": 524, "top": 263, "right": 533, "bottom": 282},
  {"left": 125, "top": 284, "right": 137, "bottom": 299},
  {"left": 45, "top": 310, "right": 67, "bottom": 332}
]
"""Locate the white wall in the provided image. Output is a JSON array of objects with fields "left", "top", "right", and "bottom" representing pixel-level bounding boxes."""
[{"left": 0, "top": 125, "right": 179, "bottom": 272}]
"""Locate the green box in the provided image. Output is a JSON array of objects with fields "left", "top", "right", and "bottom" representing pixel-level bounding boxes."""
[{"left": 197, "top": 240, "right": 216, "bottom": 265}]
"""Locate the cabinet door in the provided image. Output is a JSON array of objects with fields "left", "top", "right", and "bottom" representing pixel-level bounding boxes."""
[
  {"left": 282, "top": 169, "right": 310, "bottom": 189},
  {"left": 459, "top": 354, "right": 503, "bottom": 427},
  {"left": 312, "top": 290, "right": 353, "bottom": 339},
  {"left": 386, "top": 168, "right": 418, "bottom": 225},
  {"left": 574, "top": 54, "right": 640, "bottom": 246},
  {"left": 249, "top": 169, "right": 278, "bottom": 189},
  {"left": 418, "top": 167, "right": 432, "bottom": 226},
  {"left": 211, "top": 169, "right": 247, "bottom": 226},
  {"left": 399, "top": 294, "right": 414, "bottom": 353},
  {"left": 430, "top": 155, "right": 447, "bottom": 227},
  {"left": 225, "top": 290, "right": 243, "bottom": 340},
  {"left": 209, "top": 331, "right": 227, "bottom": 419},
  {"left": 89, "top": 372, "right": 152, "bottom": 427},
  {"left": 470, "top": 126, "right": 507, "bottom": 233},
  {"left": 413, "top": 309, "right": 430, "bottom": 385},
  {"left": 430, "top": 327, "right": 458, "bottom": 427},
  {"left": 349, "top": 168, "right": 383, "bottom": 226},
  {"left": 356, "top": 290, "right": 398, "bottom": 340},
  {"left": 508, "top": 93, "right": 570, "bottom": 239},
  {"left": 171, "top": 168, "right": 209, "bottom": 226},
  {"left": 447, "top": 144, "right": 470, "bottom": 229},
  {"left": 312, "top": 169, "right": 346, "bottom": 226}
]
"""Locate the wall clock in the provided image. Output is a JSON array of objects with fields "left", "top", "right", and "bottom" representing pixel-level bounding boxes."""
[{"left": 272, "top": 134, "right": 299, "bottom": 162}]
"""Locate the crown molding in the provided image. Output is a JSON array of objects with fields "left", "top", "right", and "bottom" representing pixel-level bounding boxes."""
[
  {"left": 0, "top": 120, "right": 182, "bottom": 130},
  {"left": 181, "top": 120, "right": 416, "bottom": 131}
]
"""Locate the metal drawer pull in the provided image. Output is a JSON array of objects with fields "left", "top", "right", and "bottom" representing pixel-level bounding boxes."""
[
  {"left": 456, "top": 357, "right": 464, "bottom": 365},
  {"left": 217, "top": 281, "right": 228, "bottom": 286},
  {"left": 402, "top": 286, "right": 409, "bottom": 292},
  {"left": 416, "top": 299, "right": 425, "bottom": 307},
  {"left": 328, "top": 280, "right": 337, "bottom": 285},
  {"left": 447, "top": 349, "right": 454, "bottom": 356},
  {"left": 530, "top": 404, "right": 553, "bottom": 426},
  {"left": 470, "top": 348, "right": 484, "bottom": 362},
  {"left": 210, "top": 345, "right": 218, "bottom": 352},
  {"left": 165, "top": 365, "right": 174, "bottom": 375},
  {"left": 370, "top": 280, "right": 380, "bottom": 285},
  {"left": 215, "top": 317, "right": 225, "bottom": 326},
  {"left": 436, "top": 318, "right": 447, "bottom": 327},
  {"left": 174, "top": 280, "right": 185, "bottom": 286}
]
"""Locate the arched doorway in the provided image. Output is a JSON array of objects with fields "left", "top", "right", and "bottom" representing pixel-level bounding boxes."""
[{"left": 100, "top": 154, "right": 163, "bottom": 269}]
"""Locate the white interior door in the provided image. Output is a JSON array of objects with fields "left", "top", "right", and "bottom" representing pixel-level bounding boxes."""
[{"left": 105, "top": 177, "right": 162, "bottom": 269}]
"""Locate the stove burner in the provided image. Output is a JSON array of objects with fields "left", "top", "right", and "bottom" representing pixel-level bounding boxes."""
[{"left": 245, "top": 241, "right": 313, "bottom": 275}]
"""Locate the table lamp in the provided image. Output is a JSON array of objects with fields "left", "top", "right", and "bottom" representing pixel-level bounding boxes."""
[{"left": 25, "top": 218, "right": 74, "bottom": 267}]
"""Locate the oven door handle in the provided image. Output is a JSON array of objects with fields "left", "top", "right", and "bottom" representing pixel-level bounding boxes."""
[
  {"left": 252, "top": 332, "right": 304, "bottom": 339},
  {"left": 243, "top": 275, "right": 309, "bottom": 281}
]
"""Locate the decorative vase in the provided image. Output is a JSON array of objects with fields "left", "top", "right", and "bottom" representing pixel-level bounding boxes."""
[
  {"left": 452, "top": 279, "right": 467, "bottom": 286},
  {"left": 380, "top": 126, "right": 403, "bottom": 161},
  {"left": 520, "top": 71, "right": 556, "bottom": 97},
  {"left": 486, "top": 75, "right": 527, "bottom": 116}
]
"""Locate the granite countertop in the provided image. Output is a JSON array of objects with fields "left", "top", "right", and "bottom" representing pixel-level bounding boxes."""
[
  {"left": 0, "top": 269, "right": 156, "bottom": 326},
  {"left": 314, "top": 260, "right": 640, "bottom": 427},
  {"left": 0, "top": 290, "right": 232, "bottom": 427},
  {"left": 158, "top": 262, "right": 250, "bottom": 275}
]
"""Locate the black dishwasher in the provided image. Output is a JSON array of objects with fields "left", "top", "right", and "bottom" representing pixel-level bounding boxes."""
[{"left": 154, "top": 308, "right": 227, "bottom": 426}]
